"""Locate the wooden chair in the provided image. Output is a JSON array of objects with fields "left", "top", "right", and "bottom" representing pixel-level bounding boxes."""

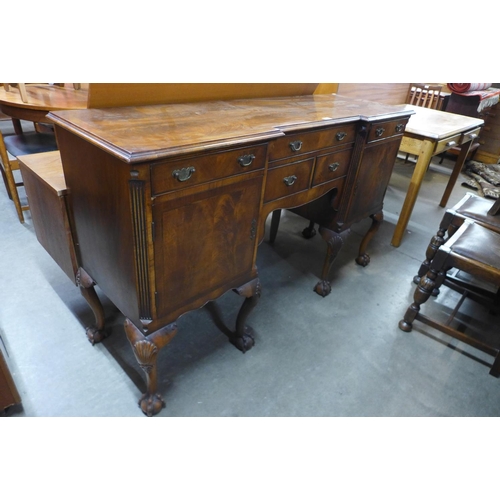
[
  {"left": 0, "top": 128, "right": 58, "bottom": 222},
  {"left": 404, "top": 83, "right": 443, "bottom": 162},
  {"left": 399, "top": 219, "right": 500, "bottom": 376},
  {"left": 405, "top": 83, "right": 443, "bottom": 109},
  {"left": 413, "top": 192, "right": 500, "bottom": 288}
]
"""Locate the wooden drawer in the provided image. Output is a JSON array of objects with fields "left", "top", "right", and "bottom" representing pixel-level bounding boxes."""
[
  {"left": 435, "top": 133, "right": 462, "bottom": 154},
  {"left": 367, "top": 119, "right": 407, "bottom": 143},
  {"left": 264, "top": 158, "right": 314, "bottom": 202},
  {"left": 268, "top": 123, "right": 356, "bottom": 161},
  {"left": 151, "top": 144, "right": 267, "bottom": 195},
  {"left": 312, "top": 147, "right": 352, "bottom": 187},
  {"left": 460, "top": 127, "right": 482, "bottom": 144}
]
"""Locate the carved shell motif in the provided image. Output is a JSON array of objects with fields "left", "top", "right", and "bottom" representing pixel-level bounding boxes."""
[{"left": 133, "top": 340, "right": 158, "bottom": 374}]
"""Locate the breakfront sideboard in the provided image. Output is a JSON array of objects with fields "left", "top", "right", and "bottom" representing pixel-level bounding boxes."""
[{"left": 48, "top": 95, "right": 413, "bottom": 416}]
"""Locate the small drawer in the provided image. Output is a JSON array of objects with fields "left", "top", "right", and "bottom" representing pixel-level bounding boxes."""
[
  {"left": 312, "top": 147, "right": 352, "bottom": 187},
  {"left": 435, "top": 133, "right": 462, "bottom": 154},
  {"left": 268, "top": 123, "right": 357, "bottom": 161},
  {"left": 460, "top": 127, "right": 482, "bottom": 144},
  {"left": 151, "top": 144, "right": 267, "bottom": 195},
  {"left": 264, "top": 158, "right": 314, "bottom": 202},
  {"left": 367, "top": 119, "right": 407, "bottom": 143}
]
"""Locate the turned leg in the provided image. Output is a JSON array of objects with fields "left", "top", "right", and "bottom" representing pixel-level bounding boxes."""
[
  {"left": 76, "top": 267, "right": 106, "bottom": 345},
  {"left": 302, "top": 220, "right": 317, "bottom": 239},
  {"left": 269, "top": 210, "right": 281, "bottom": 243},
  {"left": 230, "top": 278, "right": 261, "bottom": 353},
  {"left": 399, "top": 268, "right": 441, "bottom": 332},
  {"left": 314, "top": 226, "right": 348, "bottom": 297},
  {"left": 124, "top": 319, "right": 178, "bottom": 417},
  {"left": 355, "top": 211, "right": 383, "bottom": 267}
]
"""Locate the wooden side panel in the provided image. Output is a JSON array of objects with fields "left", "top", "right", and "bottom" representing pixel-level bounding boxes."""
[
  {"left": 87, "top": 83, "right": 337, "bottom": 108},
  {"left": 20, "top": 163, "right": 78, "bottom": 283},
  {"left": 337, "top": 83, "right": 410, "bottom": 105},
  {"left": 54, "top": 127, "right": 142, "bottom": 324}
]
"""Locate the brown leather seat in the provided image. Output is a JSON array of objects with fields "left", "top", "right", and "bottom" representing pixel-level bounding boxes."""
[
  {"left": 414, "top": 192, "right": 500, "bottom": 286},
  {"left": 400, "top": 219, "right": 500, "bottom": 376}
]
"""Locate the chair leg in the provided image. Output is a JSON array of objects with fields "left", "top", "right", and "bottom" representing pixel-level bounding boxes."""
[
  {"left": 0, "top": 165, "right": 13, "bottom": 200},
  {"left": 3, "top": 163, "right": 25, "bottom": 223}
]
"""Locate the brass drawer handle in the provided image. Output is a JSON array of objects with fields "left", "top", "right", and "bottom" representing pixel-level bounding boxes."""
[
  {"left": 375, "top": 127, "right": 385, "bottom": 137},
  {"left": 329, "top": 162, "right": 340, "bottom": 172},
  {"left": 446, "top": 141, "right": 457, "bottom": 147},
  {"left": 238, "top": 154, "right": 256, "bottom": 167},
  {"left": 283, "top": 175, "right": 297, "bottom": 186},
  {"left": 395, "top": 124, "right": 405, "bottom": 133},
  {"left": 336, "top": 132, "right": 347, "bottom": 141},
  {"left": 172, "top": 166, "right": 196, "bottom": 182},
  {"left": 289, "top": 140, "right": 303, "bottom": 152}
]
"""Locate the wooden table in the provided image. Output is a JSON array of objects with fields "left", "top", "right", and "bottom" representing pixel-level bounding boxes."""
[
  {"left": 47, "top": 95, "right": 413, "bottom": 416},
  {"left": 0, "top": 85, "right": 88, "bottom": 130},
  {"left": 392, "top": 105, "right": 484, "bottom": 247}
]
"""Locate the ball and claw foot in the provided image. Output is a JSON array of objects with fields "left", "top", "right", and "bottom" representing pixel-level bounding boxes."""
[
  {"left": 229, "top": 326, "right": 255, "bottom": 353},
  {"left": 314, "top": 280, "right": 332, "bottom": 297},
  {"left": 355, "top": 253, "right": 370, "bottom": 267},
  {"left": 86, "top": 326, "right": 106, "bottom": 345},
  {"left": 139, "top": 392, "right": 166, "bottom": 417}
]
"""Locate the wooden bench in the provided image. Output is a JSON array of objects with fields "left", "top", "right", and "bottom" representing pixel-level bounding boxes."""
[{"left": 18, "top": 151, "right": 78, "bottom": 284}]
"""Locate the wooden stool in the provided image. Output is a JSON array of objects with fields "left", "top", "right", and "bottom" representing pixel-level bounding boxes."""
[
  {"left": 414, "top": 192, "right": 500, "bottom": 287},
  {"left": 400, "top": 220, "right": 500, "bottom": 376}
]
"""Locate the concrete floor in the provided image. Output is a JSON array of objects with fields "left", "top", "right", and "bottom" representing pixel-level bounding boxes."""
[{"left": 1, "top": 120, "right": 499, "bottom": 418}]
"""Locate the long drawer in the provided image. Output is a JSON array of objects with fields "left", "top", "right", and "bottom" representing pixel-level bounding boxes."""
[
  {"left": 268, "top": 123, "right": 357, "bottom": 161},
  {"left": 151, "top": 144, "right": 267, "bottom": 195}
]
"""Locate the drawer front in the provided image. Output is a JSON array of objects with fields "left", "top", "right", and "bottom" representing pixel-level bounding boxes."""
[
  {"left": 151, "top": 144, "right": 267, "bottom": 195},
  {"left": 268, "top": 123, "right": 357, "bottom": 161},
  {"left": 460, "top": 127, "right": 482, "bottom": 144},
  {"left": 435, "top": 133, "right": 462, "bottom": 154},
  {"left": 312, "top": 147, "right": 352, "bottom": 187},
  {"left": 367, "top": 119, "right": 407, "bottom": 143},
  {"left": 264, "top": 158, "right": 314, "bottom": 202}
]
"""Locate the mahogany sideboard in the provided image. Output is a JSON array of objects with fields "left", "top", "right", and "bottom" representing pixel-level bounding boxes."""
[{"left": 48, "top": 95, "right": 413, "bottom": 416}]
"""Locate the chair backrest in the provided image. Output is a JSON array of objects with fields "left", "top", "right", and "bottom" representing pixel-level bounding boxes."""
[{"left": 406, "top": 83, "right": 443, "bottom": 109}]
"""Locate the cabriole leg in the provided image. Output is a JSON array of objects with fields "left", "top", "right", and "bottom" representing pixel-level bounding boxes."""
[
  {"left": 355, "top": 211, "right": 383, "bottom": 267},
  {"left": 230, "top": 278, "right": 261, "bottom": 353},
  {"left": 76, "top": 267, "right": 106, "bottom": 345},
  {"left": 124, "top": 319, "right": 178, "bottom": 417},
  {"left": 314, "top": 226, "right": 347, "bottom": 297}
]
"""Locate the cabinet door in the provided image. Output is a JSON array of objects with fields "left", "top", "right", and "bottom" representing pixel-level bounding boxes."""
[
  {"left": 153, "top": 175, "right": 262, "bottom": 321},
  {"left": 344, "top": 137, "right": 401, "bottom": 224}
]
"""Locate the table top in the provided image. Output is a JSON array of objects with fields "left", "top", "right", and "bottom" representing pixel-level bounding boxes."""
[
  {"left": 0, "top": 85, "right": 88, "bottom": 112},
  {"left": 403, "top": 105, "right": 484, "bottom": 140},
  {"left": 48, "top": 94, "right": 413, "bottom": 163},
  {"left": 17, "top": 151, "right": 66, "bottom": 195}
]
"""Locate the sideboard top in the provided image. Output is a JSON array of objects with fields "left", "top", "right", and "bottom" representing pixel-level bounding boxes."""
[{"left": 48, "top": 94, "right": 414, "bottom": 163}]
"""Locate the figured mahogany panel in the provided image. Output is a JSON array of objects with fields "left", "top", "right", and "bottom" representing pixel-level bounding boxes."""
[
  {"left": 153, "top": 173, "right": 263, "bottom": 323},
  {"left": 343, "top": 136, "right": 402, "bottom": 224}
]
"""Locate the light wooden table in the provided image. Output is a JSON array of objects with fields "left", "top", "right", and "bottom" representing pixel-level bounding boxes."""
[{"left": 392, "top": 104, "right": 484, "bottom": 247}]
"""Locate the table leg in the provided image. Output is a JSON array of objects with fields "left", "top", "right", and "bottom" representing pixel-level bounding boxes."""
[
  {"left": 391, "top": 139, "right": 435, "bottom": 247},
  {"left": 439, "top": 139, "right": 474, "bottom": 208}
]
